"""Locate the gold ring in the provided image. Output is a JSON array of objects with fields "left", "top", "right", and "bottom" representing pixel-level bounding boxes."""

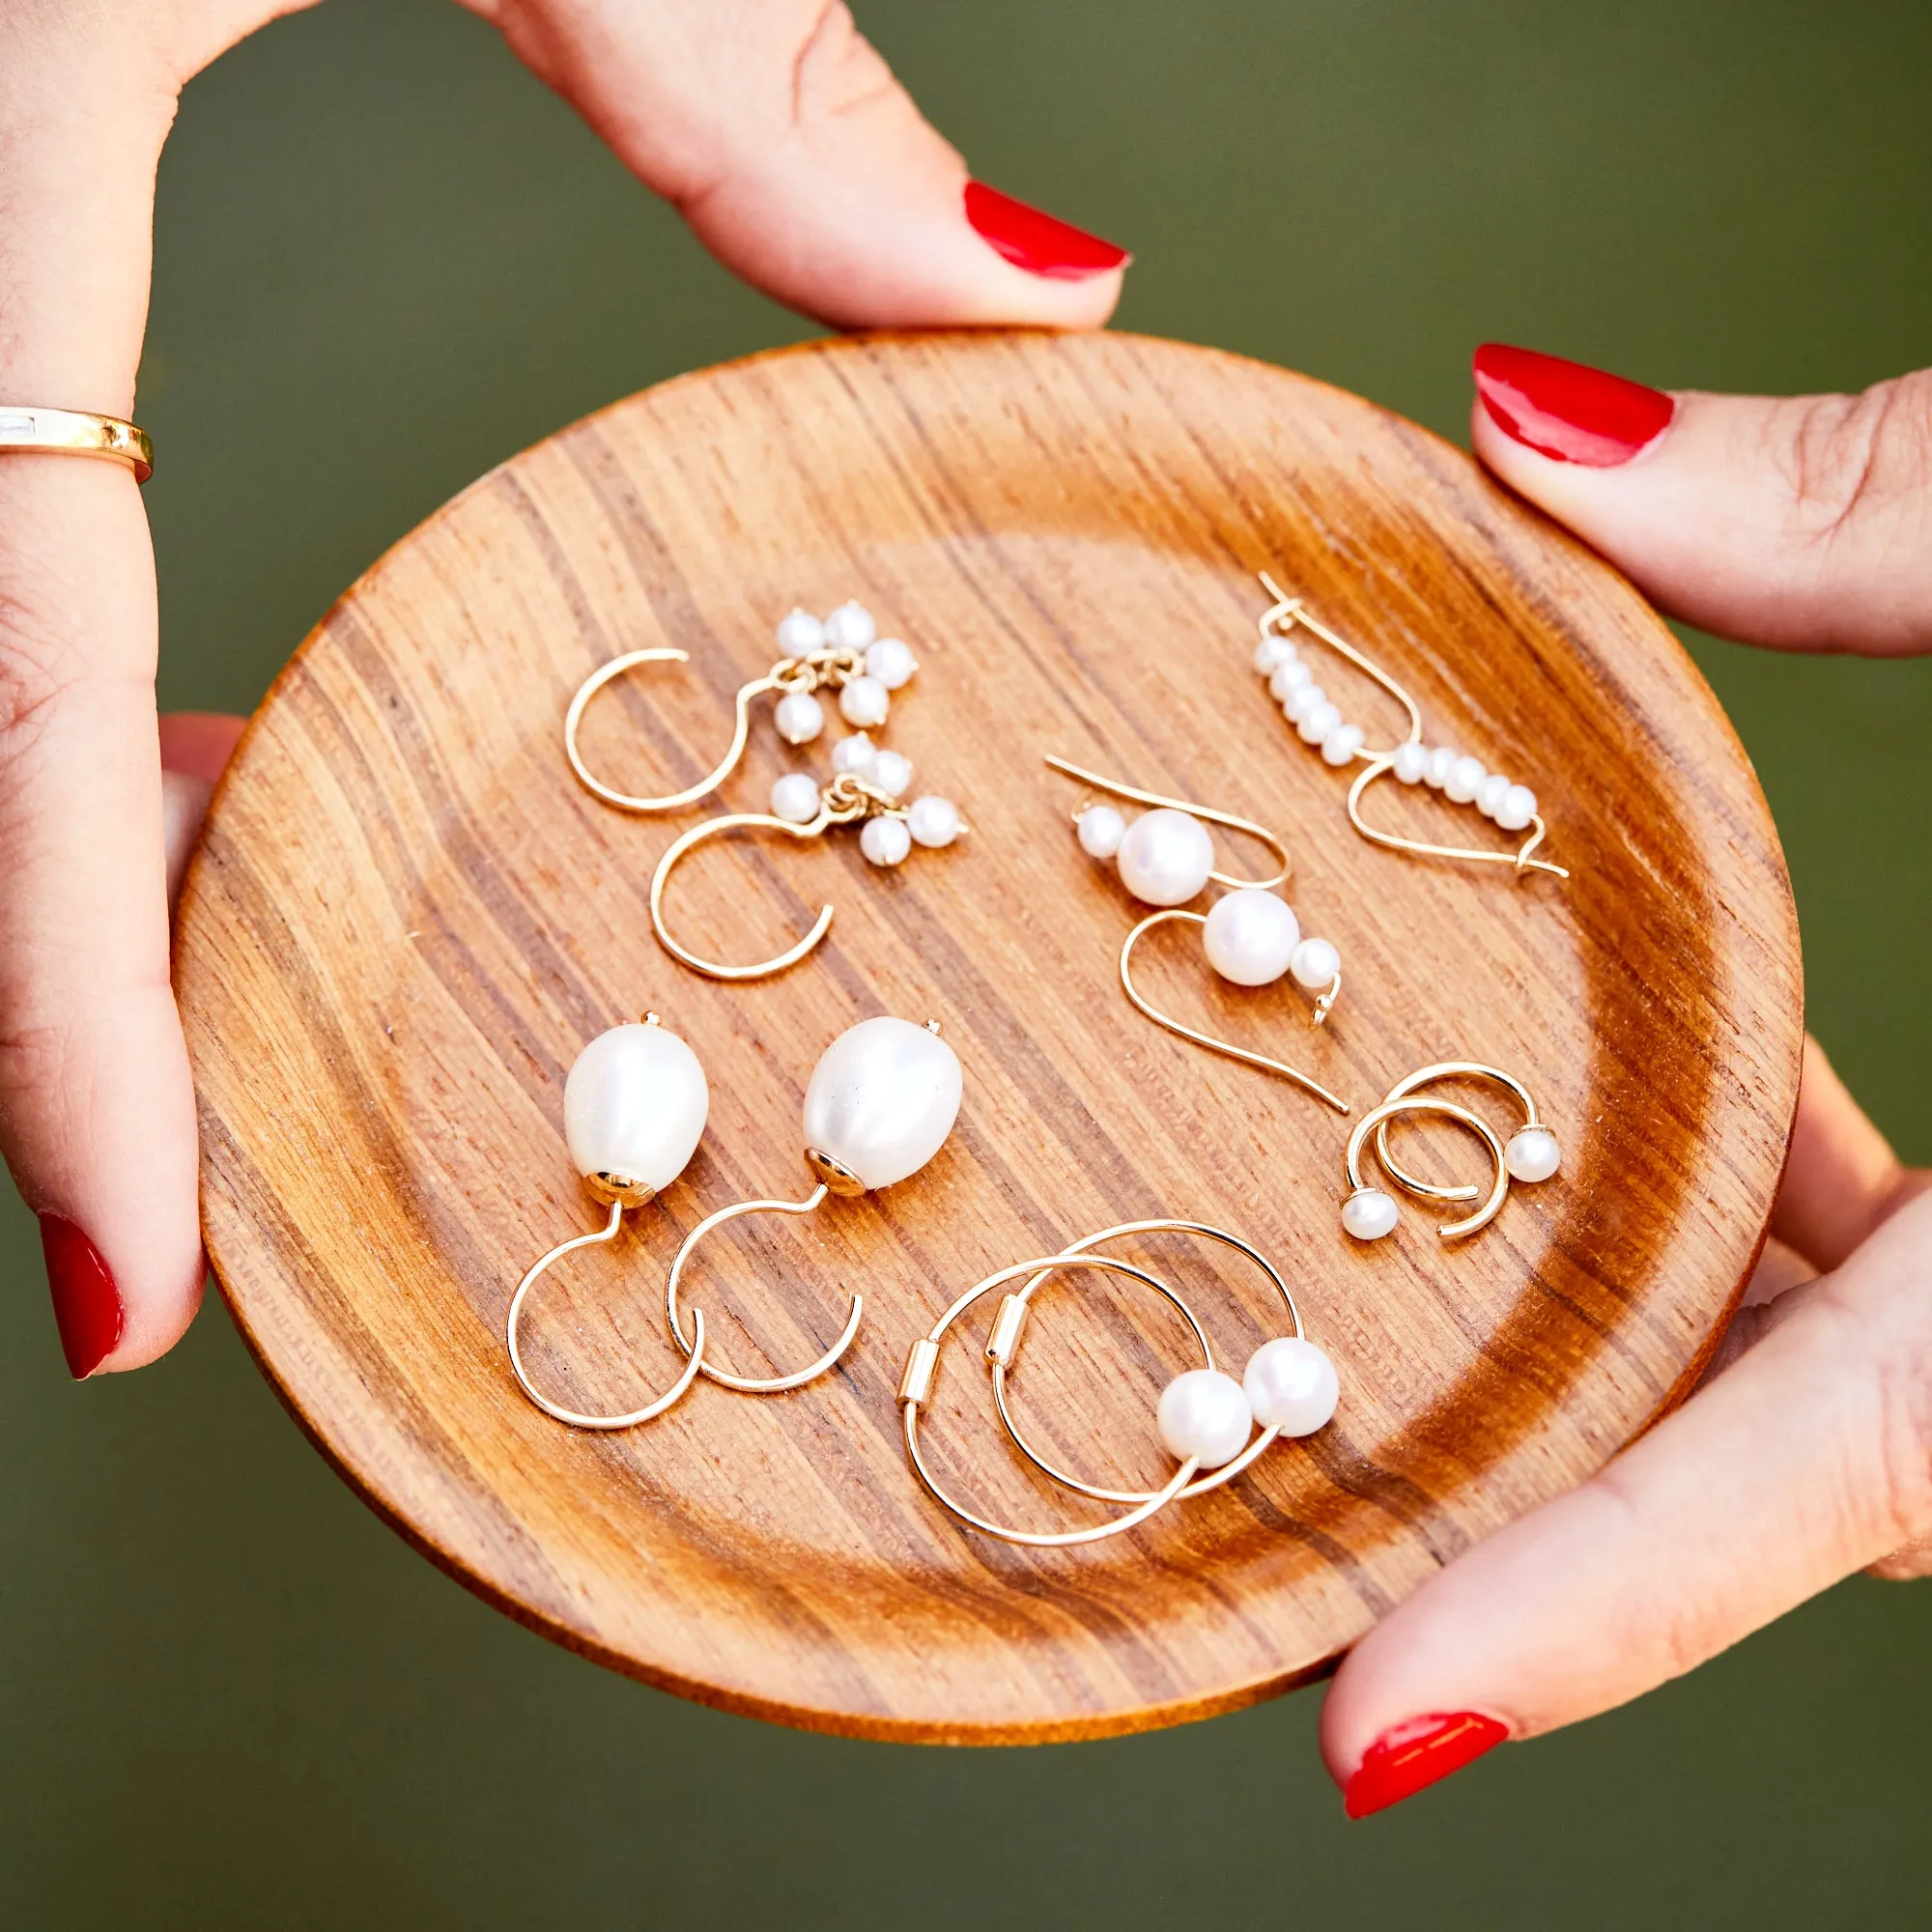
[{"left": 0, "top": 407, "right": 153, "bottom": 484}]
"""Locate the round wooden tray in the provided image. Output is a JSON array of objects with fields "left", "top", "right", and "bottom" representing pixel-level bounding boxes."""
[{"left": 177, "top": 330, "right": 1801, "bottom": 1744}]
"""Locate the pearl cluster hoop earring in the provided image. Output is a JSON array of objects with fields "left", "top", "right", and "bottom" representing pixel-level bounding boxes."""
[
  {"left": 1047, "top": 755, "right": 1350, "bottom": 1114},
  {"left": 565, "top": 598, "right": 919, "bottom": 814},
  {"left": 1250, "top": 573, "right": 1569, "bottom": 882},
  {"left": 899, "top": 1220, "right": 1339, "bottom": 1547}
]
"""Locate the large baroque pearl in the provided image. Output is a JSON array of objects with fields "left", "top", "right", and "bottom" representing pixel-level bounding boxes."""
[
  {"left": 1116, "top": 808, "right": 1215, "bottom": 906},
  {"left": 563, "top": 1021, "right": 708, "bottom": 1194},
  {"left": 1202, "top": 888, "right": 1299, "bottom": 985},
  {"left": 803, "top": 1015, "right": 962, "bottom": 1192}
]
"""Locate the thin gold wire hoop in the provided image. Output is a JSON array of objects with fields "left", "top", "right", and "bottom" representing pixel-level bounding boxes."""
[
  {"left": 1257, "top": 572, "right": 1423, "bottom": 758},
  {"left": 663, "top": 1183, "right": 862, "bottom": 1393},
  {"left": 1043, "top": 755, "right": 1292, "bottom": 890},
  {"left": 995, "top": 1220, "right": 1300, "bottom": 1506},
  {"left": 1374, "top": 1062, "right": 1545, "bottom": 1204},
  {"left": 505, "top": 1199, "right": 709, "bottom": 1429},
  {"left": 1347, "top": 1097, "right": 1509, "bottom": 1239},
  {"left": 1120, "top": 911, "right": 1350, "bottom": 1114},
  {"left": 900, "top": 1254, "right": 1202, "bottom": 1548},
  {"left": 648, "top": 776, "right": 894, "bottom": 980},
  {"left": 1345, "top": 757, "right": 1569, "bottom": 880}
]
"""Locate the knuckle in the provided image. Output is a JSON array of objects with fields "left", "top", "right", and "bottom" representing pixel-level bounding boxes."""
[
  {"left": 1867, "top": 1330, "right": 1932, "bottom": 1553},
  {"left": 0, "top": 573, "right": 89, "bottom": 760},
  {"left": 1774, "top": 371, "right": 1932, "bottom": 554}
]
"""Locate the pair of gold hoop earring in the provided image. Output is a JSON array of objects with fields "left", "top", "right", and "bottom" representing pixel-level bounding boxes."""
[
  {"left": 506, "top": 1010, "right": 962, "bottom": 1427},
  {"left": 564, "top": 601, "right": 969, "bottom": 980},
  {"left": 899, "top": 1220, "right": 1340, "bottom": 1547}
]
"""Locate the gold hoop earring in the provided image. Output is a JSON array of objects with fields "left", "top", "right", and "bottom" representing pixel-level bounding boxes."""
[
  {"left": 649, "top": 773, "right": 968, "bottom": 980},
  {"left": 564, "top": 600, "right": 918, "bottom": 814},
  {"left": 1373, "top": 1061, "right": 1561, "bottom": 1201},
  {"left": 505, "top": 1013, "right": 712, "bottom": 1430},
  {"left": 664, "top": 1017, "right": 962, "bottom": 1393},
  {"left": 1250, "top": 573, "right": 1568, "bottom": 881},
  {"left": 1341, "top": 1095, "right": 1509, "bottom": 1242}
]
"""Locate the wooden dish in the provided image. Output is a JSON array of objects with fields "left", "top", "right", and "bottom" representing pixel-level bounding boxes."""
[{"left": 176, "top": 330, "right": 1802, "bottom": 1743}]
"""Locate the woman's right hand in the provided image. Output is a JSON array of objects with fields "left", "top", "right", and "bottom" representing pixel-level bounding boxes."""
[{"left": 1, "top": 0, "right": 1128, "bottom": 1378}]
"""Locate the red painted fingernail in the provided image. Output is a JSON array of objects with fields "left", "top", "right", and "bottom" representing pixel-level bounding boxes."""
[
  {"left": 39, "top": 1212, "right": 124, "bottom": 1378},
  {"left": 1344, "top": 1712, "right": 1509, "bottom": 1819},
  {"left": 1473, "top": 343, "right": 1675, "bottom": 467},
  {"left": 964, "top": 181, "right": 1130, "bottom": 280}
]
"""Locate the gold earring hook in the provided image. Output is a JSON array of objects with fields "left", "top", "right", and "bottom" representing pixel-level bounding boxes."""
[
  {"left": 1346, "top": 1096, "right": 1508, "bottom": 1239},
  {"left": 1118, "top": 911, "right": 1350, "bottom": 1114},
  {"left": 1043, "top": 755, "right": 1292, "bottom": 891},
  {"left": 1257, "top": 571, "right": 1425, "bottom": 754},
  {"left": 505, "top": 1198, "right": 709, "bottom": 1429},
  {"left": 663, "top": 1184, "right": 864, "bottom": 1393},
  {"left": 1374, "top": 1061, "right": 1546, "bottom": 1203}
]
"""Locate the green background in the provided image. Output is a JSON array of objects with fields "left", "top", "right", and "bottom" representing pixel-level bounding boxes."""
[{"left": 6, "top": 0, "right": 1929, "bottom": 1921}]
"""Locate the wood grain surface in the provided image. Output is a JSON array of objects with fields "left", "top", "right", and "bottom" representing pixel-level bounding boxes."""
[{"left": 175, "top": 330, "right": 1803, "bottom": 1743}]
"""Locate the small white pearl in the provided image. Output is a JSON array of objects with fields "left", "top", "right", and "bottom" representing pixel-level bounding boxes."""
[
  {"left": 1423, "top": 745, "right": 1456, "bottom": 789},
  {"left": 1242, "top": 1337, "right": 1340, "bottom": 1436},
  {"left": 1284, "top": 681, "right": 1327, "bottom": 724},
  {"left": 1290, "top": 935, "right": 1340, "bottom": 990},
  {"left": 1156, "top": 1369, "right": 1253, "bottom": 1469},
  {"left": 1341, "top": 1187, "right": 1400, "bottom": 1241},
  {"left": 1116, "top": 808, "right": 1215, "bottom": 906},
  {"left": 1321, "top": 722, "right": 1365, "bottom": 767},
  {"left": 865, "top": 637, "right": 918, "bottom": 690},
  {"left": 1444, "top": 753, "right": 1486, "bottom": 804},
  {"left": 1392, "top": 740, "right": 1429, "bottom": 785},
  {"left": 1202, "top": 889, "right": 1299, "bottom": 985},
  {"left": 859, "top": 815, "right": 911, "bottom": 867},
  {"left": 1076, "top": 804, "right": 1126, "bottom": 860},
  {"left": 1297, "top": 699, "right": 1343, "bottom": 746},
  {"left": 1506, "top": 1126, "right": 1561, "bottom": 1183},
  {"left": 1475, "top": 772, "right": 1512, "bottom": 819},
  {"left": 769, "top": 773, "right": 821, "bottom": 824},
  {"left": 774, "top": 692, "right": 825, "bottom": 746},
  {"left": 1495, "top": 783, "right": 1539, "bottom": 833},
  {"left": 1254, "top": 636, "right": 1294, "bottom": 674},
  {"left": 803, "top": 1014, "right": 962, "bottom": 1191},
  {"left": 823, "top": 600, "right": 876, "bottom": 650},
  {"left": 776, "top": 608, "right": 825, "bottom": 655},
  {"left": 838, "top": 675, "right": 891, "bottom": 729},
  {"left": 907, "top": 795, "right": 960, "bottom": 848},
  {"left": 563, "top": 1022, "right": 708, "bottom": 1192},
  {"left": 871, "top": 750, "right": 914, "bottom": 799},
  {"left": 1270, "top": 658, "right": 1314, "bottom": 700},
  {"left": 832, "top": 731, "right": 878, "bottom": 779}
]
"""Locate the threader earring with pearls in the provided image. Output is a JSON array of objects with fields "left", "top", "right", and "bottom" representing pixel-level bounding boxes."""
[
  {"left": 651, "top": 770, "right": 967, "bottom": 980},
  {"left": 565, "top": 599, "right": 919, "bottom": 814},
  {"left": 1047, "top": 755, "right": 1349, "bottom": 1115},
  {"left": 1250, "top": 573, "right": 1568, "bottom": 881},
  {"left": 899, "top": 1220, "right": 1338, "bottom": 1548}
]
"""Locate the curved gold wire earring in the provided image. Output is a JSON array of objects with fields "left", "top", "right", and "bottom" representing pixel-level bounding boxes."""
[
  {"left": 1373, "top": 1061, "right": 1561, "bottom": 1198},
  {"left": 1046, "top": 756, "right": 1349, "bottom": 1114},
  {"left": 649, "top": 773, "right": 968, "bottom": 980},
  {"left": 1250, "top": 572, "right": 1569, "bottom": 881},
  {"left": 564, "top": 600, "right": 918, "bottom": 814},
  {"left": 1340, "top": 1094, "right": 1509, "bottom": 1242}
]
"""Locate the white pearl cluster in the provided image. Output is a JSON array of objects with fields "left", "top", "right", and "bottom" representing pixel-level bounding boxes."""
[
  {"left": 1154, "top": 1334, "right": 1340, "bottom": 1466},
  {"left": 1252, "top": 629, "right": 1367, "bottom": 768},
  {"left": 767, "top": 731, "right": 962, "bottom": 867},
  {"left": 771, "top": 601, "right": 921, "bottom": 747}
]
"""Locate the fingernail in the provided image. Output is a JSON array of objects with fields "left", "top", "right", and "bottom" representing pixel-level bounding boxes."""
[
  {"left": 1473, "top": 342, "right": 1675, "bottom": 467},
  {"left": 39, "top": 1212, "right": 125, "bottom": 1378},
  {"left": 1343, "top": 1712, "right": 1509, "bottom": 1819},
  {"left": 964, "top": 181, "right": 1130, "bottom": 280}
]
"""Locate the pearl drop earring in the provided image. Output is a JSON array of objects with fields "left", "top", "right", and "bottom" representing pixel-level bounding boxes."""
[
  {"left": 651, "top": 770, "right": 967, "bottom": 980},
  {"left": 565, "top": 598, "right": 920, "bottom": 814},
  {"left": 663, "top": 1016, "right": 963, "bottom": 1395},
  {"left": 899, "top": 1219, "right": 1338, "bottom": 1548},
  {"left": 1249, "top": 572, "right": 1569, "bottom": 881},
  {"left": 1046, "top": 754, "right": 1350, "bottom": 1115}
]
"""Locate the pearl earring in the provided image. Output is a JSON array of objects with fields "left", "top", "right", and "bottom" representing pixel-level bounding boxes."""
[
  {"left": 1371, "top": 1061, "right": 1561, "bottom": 1202},
  {"left": 664, "top": 1015, "right": 963, "bottom": 1395},
  {"left": 899, "top": 1219, "right": 1338, "bottom": 1548},
  {"left": 1046, "top": 755, "right": 1350, "bottom": 1115},
  {"left": 565, "top": 599, "right": 919, "bottom": 814},
  {"left": 651, "top": 771, "right": 967, "bottom": 980},
  {"left": 505, "top": 1013, "right": 715, "bottom": 1429},
  {"left": 1339, "top": 1093, "right": 1511, "bottom": 1242},
  {"left": 1250, "top": 573, "right": 1569, "bottom": 882}
]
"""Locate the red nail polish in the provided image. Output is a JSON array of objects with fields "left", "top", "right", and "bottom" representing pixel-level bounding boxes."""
[
  {"left": 39, "top": 1212, "right": 124, "bottom": 1378},
  {"left": 1473, "top": 342, "right": 1674, "bottom": 467},
  {"left": 964, "top": 181, "right": 1130, "bottom": 280},
  {"left": 1344, "top": 1711, "right": 1508, "bottom": 1819}
]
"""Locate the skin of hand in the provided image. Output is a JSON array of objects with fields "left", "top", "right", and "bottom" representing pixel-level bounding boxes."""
[
  {"left": 0, "top": 0, "right": 1127, "bottom": 1378},
  {"left": 1323, "top": 344, "right": 1932, "bottom": 1819}
]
